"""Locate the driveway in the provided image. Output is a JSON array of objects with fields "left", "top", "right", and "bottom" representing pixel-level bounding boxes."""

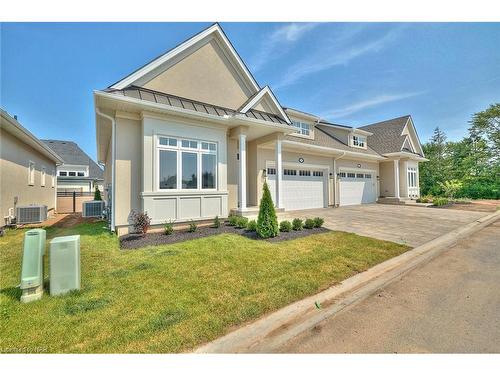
[
  {"left": 277, "top": 219, "right": 500, "bottom": 353},
  {"left": 279, "top": 204, "right": 487, "bottom": 247}
]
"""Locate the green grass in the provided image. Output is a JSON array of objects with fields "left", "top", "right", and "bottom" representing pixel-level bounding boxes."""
[{"left": 0, "top": 221, "right": 409, "bottom": 353}]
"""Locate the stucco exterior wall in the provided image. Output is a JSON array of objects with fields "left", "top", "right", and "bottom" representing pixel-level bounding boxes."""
[
  {"left": 0, "top": 129, "right": 57, "bottom": 219},
  {"left": 379, "top": 161, "right": 395, "bottom": 197},
  {"left": 114, "top": 117, "right": 142, "bottom": 227},
  {"left": 143, "top": 40, "right": 251, "bottom": 110}
]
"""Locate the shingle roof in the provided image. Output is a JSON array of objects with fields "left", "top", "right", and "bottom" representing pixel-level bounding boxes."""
[
  {"left": 105, "top": 86, "right": 289, "bottom": 125},
  {"left": 358, "top": 115, "right": 411, "bottom": 155},
  {"left": 41, "top": 140, "right": 104, "bottom": 180}
]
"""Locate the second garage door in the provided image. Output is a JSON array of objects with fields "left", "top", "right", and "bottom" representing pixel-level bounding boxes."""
[
  {"left": 267, "top": 167, "right": 327, "bottom": 210},
  {"left": 339, "top": 171, "right": 377, "bottom": 206}
]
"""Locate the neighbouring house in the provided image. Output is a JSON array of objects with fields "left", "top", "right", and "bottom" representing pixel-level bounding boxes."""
[
  {"left": 41, "top": 140, "right": 104, "bottom": 213},
  {"left": 1, "top": 109, "right": 63, "bottom": 224},
  {"left": 94, "top": 23, "right": 427, "bottom": 235}
]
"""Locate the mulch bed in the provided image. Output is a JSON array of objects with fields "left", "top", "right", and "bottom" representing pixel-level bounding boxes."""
[{"left": 119, "top": 224, "right": 330, "bottom": 250}]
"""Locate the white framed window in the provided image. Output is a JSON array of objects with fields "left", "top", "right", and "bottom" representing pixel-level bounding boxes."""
[
  {"left": 352, "top": 135, "right": 366, "bottom": 148},
  {"left": 365, "top": 174, "right": 372, "bottom": 179},
  {"left": 284, "top": 169, "right": 297, "bottom": 176},
  {"left": 313, "top": 171, "right": 324, "bottom": 177},
  {"left": 356, "top": 173, "right": 364, "bottom": 178},
  {"left": 291, "top": 120, "right": 311, "bottom": 136},
  {"left": 408, "top": 167, "right": 417, "bottom": 188},
  {"left": 267, "top": 168, "right": 276, "bottom": 175},
  {"left": 347, "top": 172, "right": 356, "bottom": 178},
  {"left": 157, "top": 136, "right": 217, "bottom": 191},
  {"left": 59, "top": 171, "right": 67, "bottom": 176},
  {"left": 41, "top": 167, "right": 46, "bottom": 186},
  {"left": 28, "top": 161, "right": 35, "bottom": 185},
  {"left": 299, "top": 170, "right": 311, "bottom": 177},
  {"left": 338, "top": 172, "right": 346, "bottom": 178},
  {"left": 77, "top": 172, "right": 85, "bottom": 177}
]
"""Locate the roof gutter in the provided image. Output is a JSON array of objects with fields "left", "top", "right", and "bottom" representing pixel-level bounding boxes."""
[{"left": 95, "top": 107, "right": 116, "bottom": 233}]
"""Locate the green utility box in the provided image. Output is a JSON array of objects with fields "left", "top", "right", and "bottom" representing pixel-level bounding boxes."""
[
  {"left": 49, "top": 235, "right": 81, "bottom": 296},
  {"left": 20, "top": 229, "right": 46, "bottom": 303}
]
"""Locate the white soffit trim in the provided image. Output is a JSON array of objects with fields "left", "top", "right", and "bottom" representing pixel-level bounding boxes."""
[
  {"left": 282, "top": 139, "right": 386, "bottom": 160},
  {"left": 110, "top": 23, "right": 260, "bottom": 93},
  {"left": 239, "top": 86, "right": 291, "bottom": 124},
  {"left": 400, "top": 116, "right": 424, "bottom": 156}
]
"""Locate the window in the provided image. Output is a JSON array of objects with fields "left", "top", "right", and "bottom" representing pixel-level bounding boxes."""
[
  {"left": 299, "top": 170, "right": 311, "bottom": 177},
  {"left": 408, "top": 167, "right": 417, "bottom": 188},
  {"left": 202, "top": 153, "right": 216, "bottom": 189},
  {"left": 157, "top": 136, "right": 217, "bottom": 190},
  {"left": 347, "top": 172, "right": 356, "bottom": 178},
  {"left": 313, "top": 171, "right": 324, "bottom": 177},
  {"left": 292, "top": 120, "right": 311, "bottom": 136},
  {"left": 28, "top": 161, "right": 35, "bottom": 185},
  {"left": 159, "top": 150, "right": 177, "bottom": 189},
  {"left": 182, "top": 152, "right": 197, "bottom": 188},
  {"left": 365, "top": 174, "right": 372, "bottom": 179},
  {"left": 77, "top": 172, "right": 85, "bottom": 177},
  {"left": 41, "top": 167, "right": 46, "bottom": 186},
  {"left": 284, "top": 169, "right": 297, "bottom": 176},
  {"left": 339, "top": 172, "right": 346, "bottom": 178},
  {"left": 352, "top": 135, "right": 366, "bottom": 148},
  {"left": 267, "top": 168, "right": 276, "bottom": 175},
  {"left": 69, "top": 172, "right": 76, "bottom": 177},
  {"left": 59, "top": 171, "right": 67, "bottom": 176},
  {"left": 356, "top": 173, "right": 364, "bottom": 178}
]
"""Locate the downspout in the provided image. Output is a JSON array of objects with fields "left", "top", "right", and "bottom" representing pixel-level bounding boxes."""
[{"left": 95, "top": 108, "right": 116, "bottom": 233}]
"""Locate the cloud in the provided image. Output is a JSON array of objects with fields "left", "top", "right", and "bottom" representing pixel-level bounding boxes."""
[
  {"left": 273, "top": 25, "right": 404, "bottom": 89},
  {"left": 250, "top": 23, "right": 319, "bottom": 72},
  {"left": 321, "top": 92, "right": 425, "bottom": 119}
]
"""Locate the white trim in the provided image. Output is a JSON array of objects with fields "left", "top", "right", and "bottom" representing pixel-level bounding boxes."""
[
  {"left": 28, "top": 160, "right": 35, "bottom": 186},
  {"left": 239, "top": 86, "right": 291, "bottom": 125},
  {"left": 41, "top": 166, "right": 46, "bottom": 187},
  {"left": 110, "top": 24, "right": 260, "bottom": 93},
  {"left": 338, "top": 167, "right": 377, "bottom": 174},
  {"left": 383, "top": 151, "right": 428, "bottom": 161},
  {"left": 400, "top": 116, "right": 425, "bottom": 157},
  {"left": 238, "top": 133, "right": 247, "bottom": 210},
  {"left": 394, "top": 159, "right": 400, "bottom": 199}
]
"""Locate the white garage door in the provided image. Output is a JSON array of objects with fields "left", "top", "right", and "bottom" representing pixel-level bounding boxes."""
[
  {"left": 339, "top": 171, "right": 376, "bottom": 206},
  {"left": 267, "top": 167, "right": 327, "bottom": 210}
]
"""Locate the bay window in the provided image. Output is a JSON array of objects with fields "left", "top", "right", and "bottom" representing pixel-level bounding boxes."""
[{"left": 157, "top": 136, "right": 217, "bottom": 191}]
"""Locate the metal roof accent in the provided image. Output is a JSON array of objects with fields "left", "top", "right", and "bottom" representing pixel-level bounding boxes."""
[{"left": 106, "top": 86, "right": 289, "bottom": 125}]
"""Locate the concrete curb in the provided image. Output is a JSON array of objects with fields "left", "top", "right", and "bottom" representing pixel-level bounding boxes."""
[{"left": 195, "top": 210, "right": 500, "bottom": 353}]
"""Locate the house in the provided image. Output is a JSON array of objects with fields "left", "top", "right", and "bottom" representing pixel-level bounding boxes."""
[
  {"left": 1, "top": 109, "right": 63, "bottom": 224},
  {"left": 94, "top": 24, "right": 427, "bottom": 235},
  {"left": 42, "top": 139, "right": 104, "bottom": 194}
]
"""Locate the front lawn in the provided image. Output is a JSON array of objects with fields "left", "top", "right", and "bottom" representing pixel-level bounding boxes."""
[{"left": 0, "top": 221, "right": 409, "bottom": 353}]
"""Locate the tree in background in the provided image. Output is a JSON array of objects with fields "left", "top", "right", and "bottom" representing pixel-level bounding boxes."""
[
  {"left": 419, "top": 103, "right": 500, "bottom": 199},
  {"left": 94, "top": 185, "right": 102, "bottom": 201}
]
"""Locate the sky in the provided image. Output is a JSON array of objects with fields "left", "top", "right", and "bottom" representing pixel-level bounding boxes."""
[{"left": 1, "top": 22, "right": 499, "bottom": 160}]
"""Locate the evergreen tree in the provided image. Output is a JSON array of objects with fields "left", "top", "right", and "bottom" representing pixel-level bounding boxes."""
[{"left": 256, "top": 182, "right": 279, "bottom": 238}]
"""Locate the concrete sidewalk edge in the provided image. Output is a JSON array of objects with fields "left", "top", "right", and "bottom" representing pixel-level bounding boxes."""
[{"left": 194, "top": 210, "right": 500, "bottom": 353}]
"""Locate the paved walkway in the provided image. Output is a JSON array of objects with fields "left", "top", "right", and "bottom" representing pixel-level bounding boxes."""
[
  {"left": 278, "top": 204, "right": 487, "bottom": 247},
  {"left": 277, "top": 219, "right": 500, "bottom": 353}
]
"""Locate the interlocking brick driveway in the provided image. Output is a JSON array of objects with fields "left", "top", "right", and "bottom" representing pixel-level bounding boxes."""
[{"left": 279, "top": 204, "right": 488, "bottom": 247}]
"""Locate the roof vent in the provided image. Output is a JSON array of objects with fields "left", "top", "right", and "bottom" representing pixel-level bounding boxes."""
[{"left": 14, "top": 115, "right": 18, "bottom": 120}]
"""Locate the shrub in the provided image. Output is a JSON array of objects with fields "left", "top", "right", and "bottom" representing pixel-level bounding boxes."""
[
  {"left": 433, "top": 197, "right": 449, "bottom": 207},
  {"left": 94, "top": 186, "right": 102, "bottom": 201},
  {"left": 279, "top": 220, "right": 292, "bottom": 232},
  {"left": 439, "top": 179, "right": 463, "bottom": 199},
  {"left": 256, "top": 182, "right": 279, "bottom": 238},
  {"left": 164, "top": 220, "right": 174, "bottom": 235},
  {"left": 227, "top": 215, "right": 238, "bottom": 226},
  {"left": 304, "top": 218, "right": 315, "bottom": 229},
  {"left": 246, "top": 219, "right": 257, "bottom": 232},
  {"left": 213, "top": 215, "right": 221, "bottom": 228},
  {"left": 188, "top": 220, "right": 198, "bottom": 232},
  {"left": 292, "top": 218, "right": 303, "bottom": 231},
  {"left": 313, "top": 217, "right": 324, "bottom": 228},
  {"left": 236, "top": 216, "right": 249, "bottom": 229},
  {"left": 131, "top": 211, "right": 151, "bottom": 235}
]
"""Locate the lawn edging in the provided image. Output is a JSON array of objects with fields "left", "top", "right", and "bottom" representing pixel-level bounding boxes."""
[{"left": 194, "top": 210, "right": 500, "bottom": 353}]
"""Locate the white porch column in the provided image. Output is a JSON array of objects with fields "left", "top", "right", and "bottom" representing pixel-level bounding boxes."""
[
  {"left": 403, "top": 160, "right": 409, "bottom": 198},
  {"left": 275, "top": 137, "right": 283, "bottom": 208},
  {"left": 394, "top": 159, "right": 400, "bottom": 199},
  {"left": 238, "top": 133, "right": 247, "bottom": 210}
]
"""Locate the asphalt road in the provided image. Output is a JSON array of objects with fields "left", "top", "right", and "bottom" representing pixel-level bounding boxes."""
[{"left": 278, "top": 219, "right": 500, "bottom": 353}]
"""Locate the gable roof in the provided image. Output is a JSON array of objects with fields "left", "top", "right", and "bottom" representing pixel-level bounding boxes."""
[
  {"left": 109, "top": 23, "right": 260, "bottom": 95},
  {"left": 1, "top": 109, "right": 63, "bottom": 164},
  {"left": 315, "top": 124, "right": 381, "bottom": 156},
  {"left": 42, "top": 139, "right": 104, "bottom": 180},
  {"left": 358, "top": 115, "right": 416, "bottom": 155},
  {"left": 238, "top": 86, "right": 291, "bottom": 124}
]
